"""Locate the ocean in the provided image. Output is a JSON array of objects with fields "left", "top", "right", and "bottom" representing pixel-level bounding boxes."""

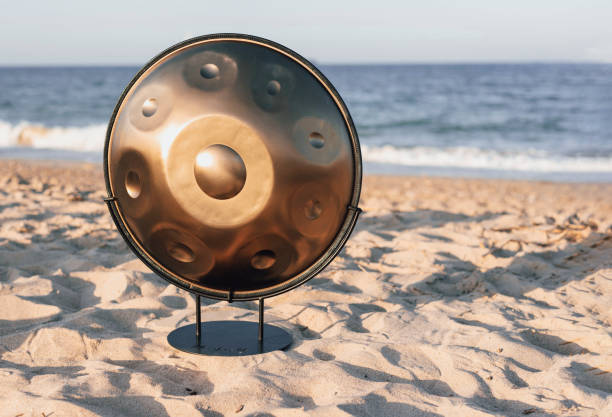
[{"left": 1, "top": 64, "right": 611, "bottom": 182}]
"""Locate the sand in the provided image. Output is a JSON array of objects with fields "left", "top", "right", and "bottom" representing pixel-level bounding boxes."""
[{"left": 0, "top": 159, "right": 610, "bottom": 417}]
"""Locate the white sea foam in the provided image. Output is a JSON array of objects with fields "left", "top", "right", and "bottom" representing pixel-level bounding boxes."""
[
  {"left": 362, "top": 145, "right": 612, "bottom": 173},
  {"left": 0, "top": 121, "right": 106, "bottom": 152},
  {"left": 1, "top": 121, "right": 611, "bottom": 173}
]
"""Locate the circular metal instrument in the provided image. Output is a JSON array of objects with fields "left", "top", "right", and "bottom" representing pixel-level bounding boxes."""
[{"left": 104, "top": 34, "right": 361, "bottom": 301}]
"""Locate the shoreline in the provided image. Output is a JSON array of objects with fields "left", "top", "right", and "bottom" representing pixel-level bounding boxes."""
[
  {"left": 3, "top": 145, "right": 612, "bottom": 183},
  {"left": 2, "top": 157, "right": 612, "bottom": 185}
]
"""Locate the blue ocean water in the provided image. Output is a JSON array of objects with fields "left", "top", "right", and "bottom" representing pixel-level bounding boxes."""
[{"left": 1, "top": 64, "right": 611, "bottom": 181}]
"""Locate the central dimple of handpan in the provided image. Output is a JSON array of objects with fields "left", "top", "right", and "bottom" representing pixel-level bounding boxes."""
[{"left": 194, "top": 144, "right": 247, "bottom": 199}]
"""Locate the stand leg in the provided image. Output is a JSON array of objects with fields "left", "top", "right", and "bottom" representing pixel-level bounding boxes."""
[
  {"left": 195, "top": 295, "right": 202, "bottom": 346},
  {"left": 258, "top": 298, "right": 264, "bottom": 349}
]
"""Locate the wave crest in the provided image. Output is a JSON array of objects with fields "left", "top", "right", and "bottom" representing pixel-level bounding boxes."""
[
  {"left": 0, "top": 121, "right": 106, "bottom": 152},
  {"left": 1, "top": 121, "right": 610, "bottom": 174},
  {"left": 363, "top": 145, "right": 612, "bottom": 172}
]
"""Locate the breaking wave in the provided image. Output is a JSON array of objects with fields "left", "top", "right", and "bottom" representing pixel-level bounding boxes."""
[
  {"left": 0, "top": 120, "right": 106, "bottom": 152},
  {"left": 362, "top": 145, "right": 612, "bottom": 173},
  {"left": 1, "top": 121, "right": 611, "bottom": 174}
]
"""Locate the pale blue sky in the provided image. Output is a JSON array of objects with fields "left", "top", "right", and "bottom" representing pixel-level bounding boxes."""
[{"left": 1, "top": 0, "right": 611, "bottom": 65}]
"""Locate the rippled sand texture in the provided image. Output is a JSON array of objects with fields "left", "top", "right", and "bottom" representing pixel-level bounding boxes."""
[{"left": 1, "top": 160, "right": 611, "bottom": 417}]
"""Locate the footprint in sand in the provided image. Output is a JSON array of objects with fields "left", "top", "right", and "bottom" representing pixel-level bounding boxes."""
[
  {"left": 520, "top": 330, "right": 590, "bottom": 356},
  {"left": 569, "top": 362, "right": 612, "bottom": 394},
  {"left": 312, "top": 348, "right": 335, "bottom": 361}
]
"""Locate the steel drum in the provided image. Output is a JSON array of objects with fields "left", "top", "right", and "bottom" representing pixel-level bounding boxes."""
[{"left": 104, "top": 34, "right": 361, "bottom": 301}]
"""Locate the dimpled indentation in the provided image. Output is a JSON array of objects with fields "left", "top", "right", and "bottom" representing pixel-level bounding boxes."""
[
  {"left": 292, "top": 117, "right": 342, "bottom": 164},
  {"left": 251, "top": 250, "right": 276, "bottom": 270},
  {"left": 266, "top": 80, "right": 281, "bottom": 96},
  {"left": 251, "top": 64, "right": 294, "bottom": 112},
  {"left": 184, "top": 51, "right": 237, "bottom": 92},
  {"left": 166, "top": 241, "right": 196, "bottom": 263},
  {"left": 290, "top": 182, "right": 340, "bottom": 238},
  {"left": 115, "top": 150, "right": 152, "bottom": 218},
  {"left": 129, "top": 85, "right": 173, "bottom": 131},
  {"left": 141, "top": 98, "right": 158, "bottom": 117},
  {"left": 148, "top": 227, "right": 215, "bottom": 278},
  {"left": 200, "top": 63, "right": 219, "bottom": 79},
  {"left": 308, "top": 132, "right": 325, "bottom": 149},
  {"left": 237, "top": 234, "right": 296, "bottom": 280},
  {"left": 304, "top": 199, "right": 322, "bottom": 220},
  {"left": 125, "top": 170, "right": 142, "bottom": 199}
]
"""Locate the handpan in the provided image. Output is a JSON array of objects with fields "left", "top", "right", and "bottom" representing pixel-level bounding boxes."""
[{"left": 104, "top": 34, "right": 362, "bottom": 303}]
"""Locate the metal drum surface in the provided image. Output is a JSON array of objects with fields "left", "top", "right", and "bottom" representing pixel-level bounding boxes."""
[{"left": 104, "top": 34, "right": 361, "bottom": 300}]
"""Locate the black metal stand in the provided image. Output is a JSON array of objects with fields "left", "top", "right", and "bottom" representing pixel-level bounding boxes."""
[{"left": 167, "top": 295, "right": 292, "bottom": 356}]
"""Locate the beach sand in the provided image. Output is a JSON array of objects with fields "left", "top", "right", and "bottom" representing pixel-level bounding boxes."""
[{"left": 0, "top": 159, "right": 610, "bottom": 416}]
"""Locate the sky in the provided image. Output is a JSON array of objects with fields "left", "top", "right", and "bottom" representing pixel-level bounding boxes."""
[{"left": 1, "top": 0, "right": 611, "bottom": 65}]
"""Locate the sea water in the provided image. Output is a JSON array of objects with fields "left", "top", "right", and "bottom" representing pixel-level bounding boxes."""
[{"left": 1, "top": 64, "right": 611, "bottom": 181}]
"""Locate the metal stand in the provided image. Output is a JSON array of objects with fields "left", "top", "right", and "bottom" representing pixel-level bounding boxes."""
[{"left": 167, "top": 295, "right": 292, "bottom": 356}]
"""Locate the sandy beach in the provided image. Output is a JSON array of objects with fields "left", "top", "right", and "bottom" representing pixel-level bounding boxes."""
[{"left": 0, "top": 159, "right": 610, "bottom": 417}]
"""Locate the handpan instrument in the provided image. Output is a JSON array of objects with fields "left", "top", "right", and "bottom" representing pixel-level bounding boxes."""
[{"left": 104, "top": 34, "right": 362, "bottom": 355}]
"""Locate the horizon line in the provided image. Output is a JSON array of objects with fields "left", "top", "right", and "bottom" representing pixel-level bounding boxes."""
[{"left": 0, "top": 59, "right": 609, "bottom": 68}]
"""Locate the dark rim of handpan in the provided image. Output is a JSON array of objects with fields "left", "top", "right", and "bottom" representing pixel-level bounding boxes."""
[{"left": 103, "top": 33, "right": 362, "bottom": 301}]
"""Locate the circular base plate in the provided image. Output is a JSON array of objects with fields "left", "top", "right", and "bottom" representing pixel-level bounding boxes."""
[{"left": 167, "top": 320, "right": 292, "bottom": 356}]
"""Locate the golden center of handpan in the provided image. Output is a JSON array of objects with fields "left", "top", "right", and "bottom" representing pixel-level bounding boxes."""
[
  {"left": 166, "top": 114, "right": 274, "bottom": 228},
  {"left": 194, "top": 144, "right": 247, "bottom": 199}
]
